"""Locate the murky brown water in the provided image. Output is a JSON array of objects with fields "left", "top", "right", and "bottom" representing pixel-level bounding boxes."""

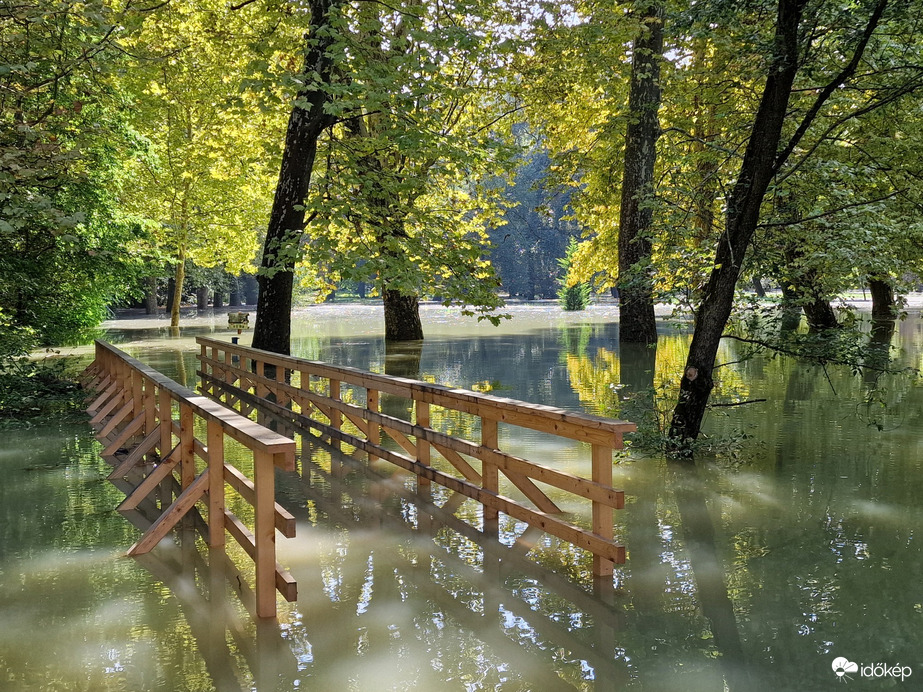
[{"left": 2, "top": 302, "right": 921, "bottom": 690}]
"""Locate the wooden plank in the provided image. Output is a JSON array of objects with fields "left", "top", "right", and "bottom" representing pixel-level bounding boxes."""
[
  {"left": 253, "top": 450, "right": 276, "bottom": 618},
  {"left": 100, "top": 412, "right": 145, "bottom": 457},
  {"left": 106, "top": 425, "right": 161, "bottom": 479},
  {"left": 382, "top": 424, "right": 417, "bottom": 458},
  {"left": 97, "top": 398, "right": 135, "bottom": 439},
  {"left": 203, "top": 370, "right": 624, "bottom": 508},
  {"left": 180, "top": 403, "right": 195, "bottom": 490},
  {"left": 93, "top": 341, "right": 294, "bottom": 457},
  {"left": 224, "top": 512, "right": 298, "bottom": 602},
  {"left": 207, "top": 419, "right": 226, "bottom": 548},
  {"left": 481, "top": 418, "right": 499, "bottom": 522},
  {"left": 591, "top": 443, "right": 615, "bottom": 577},
  {"left": 196, "top": 337, "right": 635, "bottom": 443},
  {"left": 223, "top": 464, "right": 296, "bottom": 538},
  {"left": 117, "top": 447, "right": 180, "bottom": 511},
  {"left": 88, "top": 382, "right": 120, "bottom": 418},
  {"left": 431, "top": 442, "right": 482, "bottom": 483},
  {"left": 127, "top": 469, "right": 210, "bottom": 556},
  {"left": 416, "top": 401, "right": 431, "bottom": 488}
]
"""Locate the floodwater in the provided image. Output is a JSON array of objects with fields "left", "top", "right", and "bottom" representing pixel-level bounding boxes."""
[{"left": 2, "top": 302, "right": 922, "bottom": 691}]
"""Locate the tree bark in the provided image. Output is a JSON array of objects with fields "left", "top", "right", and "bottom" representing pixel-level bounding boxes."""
[
  {"left": 252, "top": 0, "right": 339, "bottom": 355},
  {"left": 196, "top": 286, "right": 208, "bottom": 310},
  {"left": 383, "top": 290, "right": 424, "bottom": 341},
  {"left": 803, "top": 295, "right": 838, "bottom": 330},
  {"left": 669, "top": 0, "right": 807, "bottom": 450},
  {"left": 869, "top": 277, "right": 895, "bottom": 319},
  {"left": 213, "top": 290, "right": 223, "bottom": 309},
  {"left": 170, "top": 252, "right": 185, "bottom": 329},
  {"left": 143, "top": 276, "right": 158, "bottom": 314},
  {"left": 617, "top": 3, "right": 663, "bottom": 345}
]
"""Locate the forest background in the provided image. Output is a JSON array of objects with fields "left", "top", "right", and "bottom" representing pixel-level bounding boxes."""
[{"left": 3, "top": 0, "right": 923, "bottom": 448}]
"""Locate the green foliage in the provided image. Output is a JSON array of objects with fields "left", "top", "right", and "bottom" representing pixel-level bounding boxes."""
[
  {"left": 0, "top": 0, "right": 148, "bottom": 346},
  {"left": 297, "top": 0, "right": 520, "bottom": 323},
  {"left": 0, "top": 353, "right": 84, "bottom": 425},
  {"left": 558, "top": 239, "right": 591, "bottom": 311}
]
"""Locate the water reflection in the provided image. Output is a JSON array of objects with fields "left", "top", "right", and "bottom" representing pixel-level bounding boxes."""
[{"left": 5, "top": 304, "right": 923, "bottom": 689}]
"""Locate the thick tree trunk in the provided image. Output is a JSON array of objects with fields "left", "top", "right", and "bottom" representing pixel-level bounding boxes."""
[
  {"left": 213, "top": 291, "right": 224, "bottom": 309},
  {"left": 170, "top": 255, "right": 185, "bottom": 329},
  {"left": 166, "top": 277, "right": 175, "bottom": 314},
  {"left": 752, "top": 277, "right": 766, "bottom": 297},
  {"left": 383, "top": 289, "right": 424, "bottom": 341},
  {"left": 252, "top": 0, "right": 339, "bottom": 355},
  {"left": 143, "top": 276, "right": 158, "bottom": 314},
  {"left": 803, "top": 295, "right": 838, "bottom": 330},
  {"left": 617, "top": 3, "right": 663, "bottom": 345},
  {"left": 669, "top": 0, "right": 806, "bottom": 451},
  {"left": 869, "top": 277, "right": 896, "bottom": 319},
  {"left": 196, "top": 286, "right": 208, "bottom": 310}
]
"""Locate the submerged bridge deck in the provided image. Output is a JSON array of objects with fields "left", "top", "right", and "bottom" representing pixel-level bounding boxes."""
[{"left": 82, "top": 338, "right": 635, "bottom": 620}]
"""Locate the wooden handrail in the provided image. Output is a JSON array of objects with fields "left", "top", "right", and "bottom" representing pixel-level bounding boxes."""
[
  {"left": 93, "top": 341, "right": 294, "bottom": 459},
  {"left": 83, "top": 340, "right": 297, "bottom": 618},
  {"left": 196, "top": 336, "right": 636, "bottom": 578}
]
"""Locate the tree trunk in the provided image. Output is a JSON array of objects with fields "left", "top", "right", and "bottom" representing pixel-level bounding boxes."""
[
  {"left": 869, "top": 277, "right": 895, "bottom": 319},
  {"left": 617, "top": 3, "right": 663, "bottom": 345},
  {"left": 252, "top": 0, "right": 339, "bottom": 355},
  {"left": 229, "top": 277, "right": 241, "bottom": 307},
  {"left": 170, "top": 254, "right": 185, "bottom": 329},
  {"left": 166, "top": 277, "right": 175, "bottom": 314},
  {"left": 803, "top": 295, "right": 838, "bottom": 330},
  {"left": 778, "top": 283, "right": 802, "bottom": 331},
  {"left": 143, "top": 276, "right": 158, "bottom": 314},
  {"left": 669, "top": 0, "right": 806, "bottom": 451},
  {"left": 196, "top": 286, "right": 208, "bottom": 310},
  {"left": 213, "top": 291, "right": 224, "bottom": 309},
  {"left": 383, "top": 289, "right": 424, "bottom": 341},
  {"left": 752, "top": 277, "right": 766, "bottom": 297}
]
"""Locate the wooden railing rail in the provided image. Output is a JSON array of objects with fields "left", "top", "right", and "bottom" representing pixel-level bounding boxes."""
[
  {"left": 82, "top": 340, "right": 297, "bottom": 618},
  {"left": 196, "top": 337, "right": 636, "bottom": 577}
]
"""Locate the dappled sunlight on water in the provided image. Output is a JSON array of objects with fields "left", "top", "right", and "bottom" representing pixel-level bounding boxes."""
[{"left": 4, "top": 304, "right": 923, "bottom": 689}]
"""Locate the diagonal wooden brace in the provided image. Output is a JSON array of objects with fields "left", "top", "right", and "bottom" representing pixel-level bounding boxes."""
[
  {"left": 106, "top": 425, "right": 162, "bottom": 478},
  {"left": 127, "top": 468, "right": 209, "bottom": 556},
  {"left": 117, "top": 444, "right": 180, "bottom": 512}
]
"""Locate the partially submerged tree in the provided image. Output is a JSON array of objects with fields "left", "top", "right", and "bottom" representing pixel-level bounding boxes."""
[
  {"left": 298, "top": 0, "right": 516, "bottom": 342},
  {"left": 252, "top": 0, "right": 341, "bottom": 354},
  {"left": 668, "top": 0, "right": 923, "bottom": 450}
]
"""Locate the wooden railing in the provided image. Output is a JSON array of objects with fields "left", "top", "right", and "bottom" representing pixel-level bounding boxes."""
[
  {"left": 196, "top": 337, "right": 636, "bottom": 577},
  {"left": 82, "top": 340, "right": 297, "bottom": 618}
]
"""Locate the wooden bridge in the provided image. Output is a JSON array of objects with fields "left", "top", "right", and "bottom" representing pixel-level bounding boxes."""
[{"left": 82, "top": 337, "right": 635, "bottom": 619}]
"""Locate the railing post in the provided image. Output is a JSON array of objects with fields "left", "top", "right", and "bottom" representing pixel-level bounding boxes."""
[
  {"left": 207, "top": 419, "right": 226, "bottom": 547},
  {"left": 416, "top": 401, "right": 430, "bottom": 488},
  {"left": 253, "top": 449, "right": 276, "bottom": 618},
  {"left": 481, "top": 417, "right": 499, "bottom": 532},
  {"left": 329, "top": 379, "right": 342, "bottom": 450},
  {"left": 591, "top": 443, "right": 614, "bottom": 577},
  {"left": 367, "top": 389, "right": 379, "bottom": 460},
  {"left": 180, "top": 402, "right": 195, "bottom": 490}
]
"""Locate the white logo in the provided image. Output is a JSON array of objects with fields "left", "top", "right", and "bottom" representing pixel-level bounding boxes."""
[
  {"left": 832, "top": 657, "right": 858, "bottom": 682},
  {"left": 831, "top": 657, "right": 912, "bottom": 683}
]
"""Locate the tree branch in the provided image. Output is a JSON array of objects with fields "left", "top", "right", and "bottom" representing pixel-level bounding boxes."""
[
  {"left": 774, "top": 0, "right": 889, "bottom": 172},
  {"left": 757, "top": 189, "right": 904, "bottom": 227}
]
